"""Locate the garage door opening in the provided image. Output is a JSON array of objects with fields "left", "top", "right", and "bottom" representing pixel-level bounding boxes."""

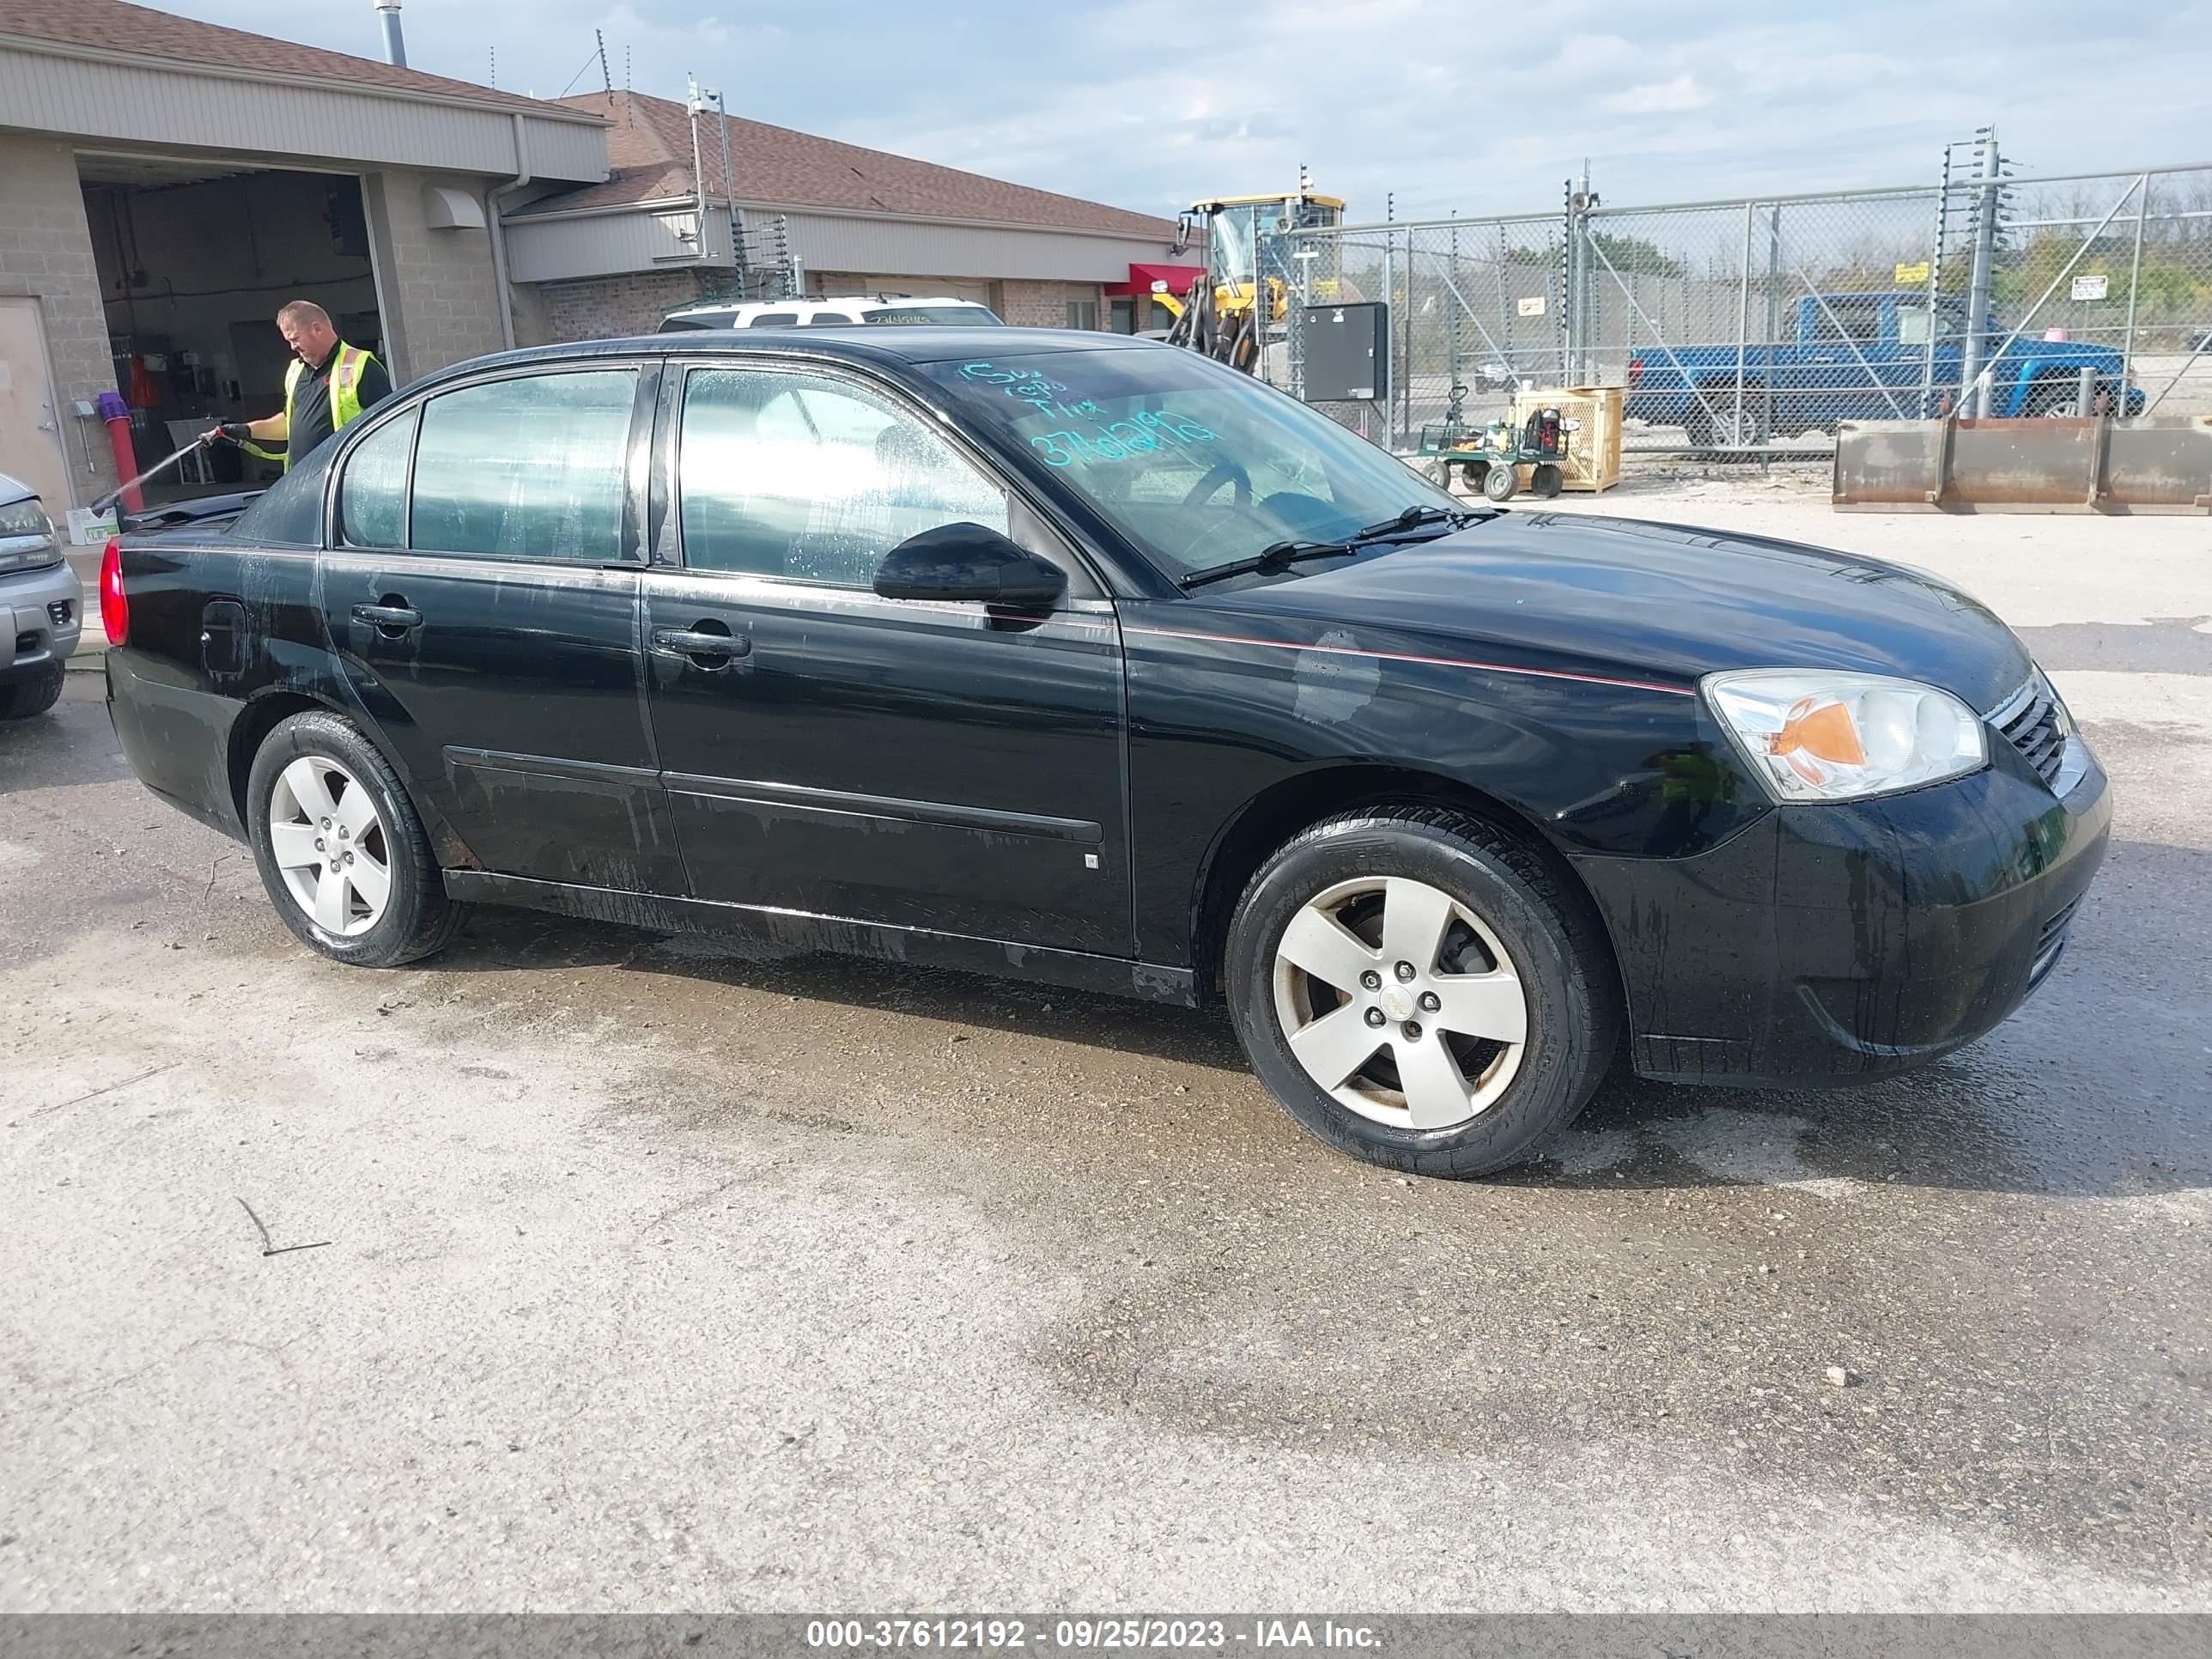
[{"left": 79, "top": 156, "right": 384, "bottom": 502}]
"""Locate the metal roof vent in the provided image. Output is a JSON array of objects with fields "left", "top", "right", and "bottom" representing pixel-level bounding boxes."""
[{"left": 374, "top": 1, "right": 407, "bottom": 68}]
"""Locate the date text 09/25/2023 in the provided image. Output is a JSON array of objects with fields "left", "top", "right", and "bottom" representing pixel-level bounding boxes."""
[{"left": 805, "top": 1619, "right": 1382, "bottom": 1650}]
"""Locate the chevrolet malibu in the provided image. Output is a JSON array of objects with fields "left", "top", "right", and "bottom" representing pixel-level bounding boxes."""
[{"left": 101, "top": 331, "right": 2107, "bottom": 1177}]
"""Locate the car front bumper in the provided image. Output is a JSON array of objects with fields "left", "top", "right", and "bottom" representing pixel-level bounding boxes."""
[
  {"left": 1570, "top": 730, "right": 2111, "bottom": 1087},
  {"left": 3, "top": 556, "right": 82, "bottom": 684}
]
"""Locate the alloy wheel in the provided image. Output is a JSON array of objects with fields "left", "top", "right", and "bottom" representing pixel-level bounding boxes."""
[
  {"left": 1271, "top": 875, "right": 1529, "bottom": 1130},
  {"left": 268, "top": 756, "right": 392, "bottom": 937}
]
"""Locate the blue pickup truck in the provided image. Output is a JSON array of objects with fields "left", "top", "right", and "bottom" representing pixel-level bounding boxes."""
[{"left": 1624, "top": 291, "right": 2145, "bottom": 447}]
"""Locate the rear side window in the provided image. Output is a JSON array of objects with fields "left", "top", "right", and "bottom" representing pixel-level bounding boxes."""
[
  {"left": 864, "top": 306, "right": 1000, "bottom": 326},
  {"left": 228, "top": 443, "right": 337, "bottom": 547},
  {"left": 1808, "top": 299, "right": 1885, "bottom": 345},
  {"left": 659, "top": 313, "right": 728, "bottom": 332},
  {"left": 805, "top": 313, "right": 856, "bottom": 326},
  {"left": 410, "top": 369, "right": 637, "bottom": 562},
  {"left": 337, "top": 409, "right": 417, "bottom": 548},
  {"left": 748, "top": 313, "right": 799, "bottom": 328}
]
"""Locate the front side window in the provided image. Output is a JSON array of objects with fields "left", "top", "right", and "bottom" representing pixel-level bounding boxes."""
[
  {"left": 1895, "top": 301, "right": 1961, "bottom": 346},
  {"left": 410, "top": 369, "right": 636, "bottom": 562},
  {"left": 337, "top": 409, "right": 417, "bottom": 548},
  {"left": 678, "top": 366, "right": 1008, "bottom": 586},
  {"left": 919, "top": 349, "right": 1455, "bottom": 580}
]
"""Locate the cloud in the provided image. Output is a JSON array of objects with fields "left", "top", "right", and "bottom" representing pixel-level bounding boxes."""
[
  {"left": 1600, "top": 73, "right": 1710, "bottom": 115},
  {"left": 155, "top": 1, "right": 2212, "bottom": 221}
]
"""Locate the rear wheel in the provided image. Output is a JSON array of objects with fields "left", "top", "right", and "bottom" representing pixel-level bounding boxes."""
[
  {"left": 0, "top": 663, "right": 64, "bottom": 720},
  {"left": 1687, "top": 384, "right": 1768, "bottom": 458},
  {"left": 1224, "top": 806, "right": 1620, "bottom": 1178},
  {"left": 1481, "top": 461, "right": 1518, "bottom": 501},
  {"left": 1531, "top": 463, "right": 1564, "bottom": 499},
  {"left": 246, "top": 710, "right": 465, "bottom": 968}
]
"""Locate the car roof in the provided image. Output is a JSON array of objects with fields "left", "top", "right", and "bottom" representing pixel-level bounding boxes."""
[
  {"left": 665, "top": 295, "right": 986, "bottom": 318},
  {"left": 406, "top": 327, "right": 1170, "bottom": 395}
]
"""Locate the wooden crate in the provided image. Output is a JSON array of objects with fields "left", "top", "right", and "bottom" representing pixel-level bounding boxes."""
[{"left": 1510, "top": 386, "right": 1623, "bottom": 492}]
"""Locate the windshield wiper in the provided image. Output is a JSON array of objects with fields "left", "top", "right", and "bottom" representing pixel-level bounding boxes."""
[
  {"left": 1348, "top": 504, "right": 1498, "bottom": 539},
  {"left": 1178, "top": 507, "right": 1498, "bottom": 591},
  {"left": 1179, "top": 539, "right": 1358, "bottom": 590}
]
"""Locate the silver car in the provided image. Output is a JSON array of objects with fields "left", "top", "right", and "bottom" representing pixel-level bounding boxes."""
[{"left": 1, "top": 470, "right": 82, "bottom": 720}]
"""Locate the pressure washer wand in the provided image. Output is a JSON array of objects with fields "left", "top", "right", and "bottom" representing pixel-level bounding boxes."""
[{"left": 90, "top": 440, "right": 210, "bottom": 516}]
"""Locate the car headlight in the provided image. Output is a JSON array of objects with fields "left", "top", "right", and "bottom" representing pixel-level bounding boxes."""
[
  {"left": 1705, "top": 669, "right": 1987, "bottom": 802},
  {"left": 0, "top": 497, "right": 58, "bottom": 572}
]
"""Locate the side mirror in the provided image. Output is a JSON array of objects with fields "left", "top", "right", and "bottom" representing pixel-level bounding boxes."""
[{"left": 873, "top": 522, "right": 1066, "bottom": 610}]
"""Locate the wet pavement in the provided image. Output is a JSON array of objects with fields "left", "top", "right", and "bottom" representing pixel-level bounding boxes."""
[{"left": 3, "top": 511, "right": 2209, "bottom": 1607}]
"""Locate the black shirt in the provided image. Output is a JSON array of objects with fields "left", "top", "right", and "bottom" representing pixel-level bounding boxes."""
[{"left": 288, "top": 343, "right": 392, "bottom": 466}]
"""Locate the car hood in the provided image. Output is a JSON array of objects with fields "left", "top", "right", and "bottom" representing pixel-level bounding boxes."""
[{"left": 1212, "top": 512, "right": 2034, "bottom": 713}]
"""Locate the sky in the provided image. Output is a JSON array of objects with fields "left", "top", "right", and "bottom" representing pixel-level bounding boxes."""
[{"left": 165, "top": 0, "right": 2212, "bottom": 222}]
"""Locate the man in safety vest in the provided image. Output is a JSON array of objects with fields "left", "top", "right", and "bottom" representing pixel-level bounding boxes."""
[{"left": 202, "top": 301, "right": 391, "bottom": 471}]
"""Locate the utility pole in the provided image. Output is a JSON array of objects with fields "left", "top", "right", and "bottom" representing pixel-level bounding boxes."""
[{"left": 1958, "top": 129, "right": 2001, "bottom": 416}]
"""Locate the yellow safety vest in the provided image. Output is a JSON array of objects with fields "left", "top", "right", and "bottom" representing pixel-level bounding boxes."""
[{"left": 240, "top": 343, "right": 378, "bottom": 470}]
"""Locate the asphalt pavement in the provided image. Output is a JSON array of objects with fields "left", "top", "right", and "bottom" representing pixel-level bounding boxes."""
[{"left": 2, "top": 489, "right": 2207, "bottom": 1611}]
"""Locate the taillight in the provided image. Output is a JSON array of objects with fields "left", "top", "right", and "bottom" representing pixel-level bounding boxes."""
[
  {"left": 1627, "top": 357, "right": 1644, "bottom": 387},
  {"left": 99, "top": 537, "right": 127, "bottom": 647}
]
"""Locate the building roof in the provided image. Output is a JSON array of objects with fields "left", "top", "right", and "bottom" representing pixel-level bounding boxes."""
[
  {"left": 520, "top": 89, "right": 1176, "bottom": 240},
  {"left": 0, "top": 0, "right": 599, "bottom": 121}
]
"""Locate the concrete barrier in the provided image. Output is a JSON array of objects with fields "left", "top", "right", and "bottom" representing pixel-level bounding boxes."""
[{"left": 1833, "top": 416, "right": 2212, "bottom": 514}]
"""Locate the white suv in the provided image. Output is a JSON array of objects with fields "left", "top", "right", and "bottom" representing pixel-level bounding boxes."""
[{"left": 659, "top": 295, "right": 1003, "bottom": 331}]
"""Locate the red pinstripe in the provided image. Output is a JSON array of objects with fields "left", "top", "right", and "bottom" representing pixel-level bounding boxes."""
[{"left": 1123, "top": 625, "right": 1695, "bottom": 697}]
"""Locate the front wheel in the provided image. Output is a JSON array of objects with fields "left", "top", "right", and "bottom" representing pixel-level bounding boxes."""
[
  {"left": 1224, "top": 806, "right": 1620, "bottom": 1178},
  {"left": 1481, "top": 461, "right": 1519, "bottom": 501},
  {"left": 246, "top": 710, "right": 465, "bottom": 968},
  {"left": 0, "top": 663, "right": 64, "bottom": 720}
]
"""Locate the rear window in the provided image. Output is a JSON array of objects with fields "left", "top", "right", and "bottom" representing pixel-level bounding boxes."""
[
  {"left": 863, "top": 306, "right": 1001, "bottom": 326},
  {"left": 228, "top": 444, "right": 336, "bottom": 546}
]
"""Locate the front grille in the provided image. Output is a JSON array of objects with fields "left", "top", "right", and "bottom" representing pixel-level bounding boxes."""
[{"left": 1994, "top": 679, "right": 2066, "bottom": 787}]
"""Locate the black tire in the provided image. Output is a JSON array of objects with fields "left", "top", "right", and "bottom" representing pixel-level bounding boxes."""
[
  {"left": 246, "top": 709, "right": 465, "bottom": 968},
  {"left": 1531, "top": 463, "right": 1564, "bottom": 499},
  {"left": 1687, "top": 382, "right": 1768, "bottom": 459},
  {"left": 0, "top": 663, "right": 64, "bottom": 720},
  {"left": 2025, "top": 375, "right": 2084, "bottom": 418},
  {"left": 1481, "top": 460, "right": 1518, "bottom": 501},
  {"left": 1224, "top": 805, "right": 1620, "bottom": 1179}
]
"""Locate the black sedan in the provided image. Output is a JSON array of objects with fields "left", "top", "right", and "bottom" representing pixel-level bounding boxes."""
[{"left": 101, "top": 330, "right": 2108, "bottom": 1177}]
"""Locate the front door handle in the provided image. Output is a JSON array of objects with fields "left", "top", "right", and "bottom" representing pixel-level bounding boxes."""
[
  {"left": 351, "top": 602, "right": 422, "bottom": 634},
  {"left": 651, "top": 625, "right": 752, "bottom": 669}
]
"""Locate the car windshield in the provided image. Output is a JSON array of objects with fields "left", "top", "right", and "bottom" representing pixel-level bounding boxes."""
[
  {"left": 864, "top": 306, "right": 1001, "bottom": 326},
  {"left": 917, "top": 348, "right": 1458, "bottom": 579}
]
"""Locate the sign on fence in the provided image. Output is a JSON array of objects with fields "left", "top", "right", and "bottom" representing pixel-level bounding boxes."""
[
  {"left": 1516, "top": 295, "right": 1547, "bottom": 318},
  {"left": 1895, "top": 261, "right": 1931, "bottom": 285},
  {"left": 2071, "top": 273, "right": 2110, "bottom": 302}
]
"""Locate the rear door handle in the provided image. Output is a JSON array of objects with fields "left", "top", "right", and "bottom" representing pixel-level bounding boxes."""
[
  {"left": 351, "top": 603, "right": 422, "bottom": 636},
  {"left": 651, "top": 626, "right": 752, "bottom": 667}
]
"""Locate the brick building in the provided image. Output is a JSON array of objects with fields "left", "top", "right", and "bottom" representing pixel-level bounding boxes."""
[
  {"left": 502, "top": 90, "right": 1184, "bottom": 342},
  {"left": 0, "top": 2, "right": 1186, "bottom": 521}
]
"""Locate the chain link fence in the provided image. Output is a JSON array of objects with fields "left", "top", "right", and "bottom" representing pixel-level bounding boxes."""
[{"left": 1275, "top": 157, "right": 2212, "bottom": 464}]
